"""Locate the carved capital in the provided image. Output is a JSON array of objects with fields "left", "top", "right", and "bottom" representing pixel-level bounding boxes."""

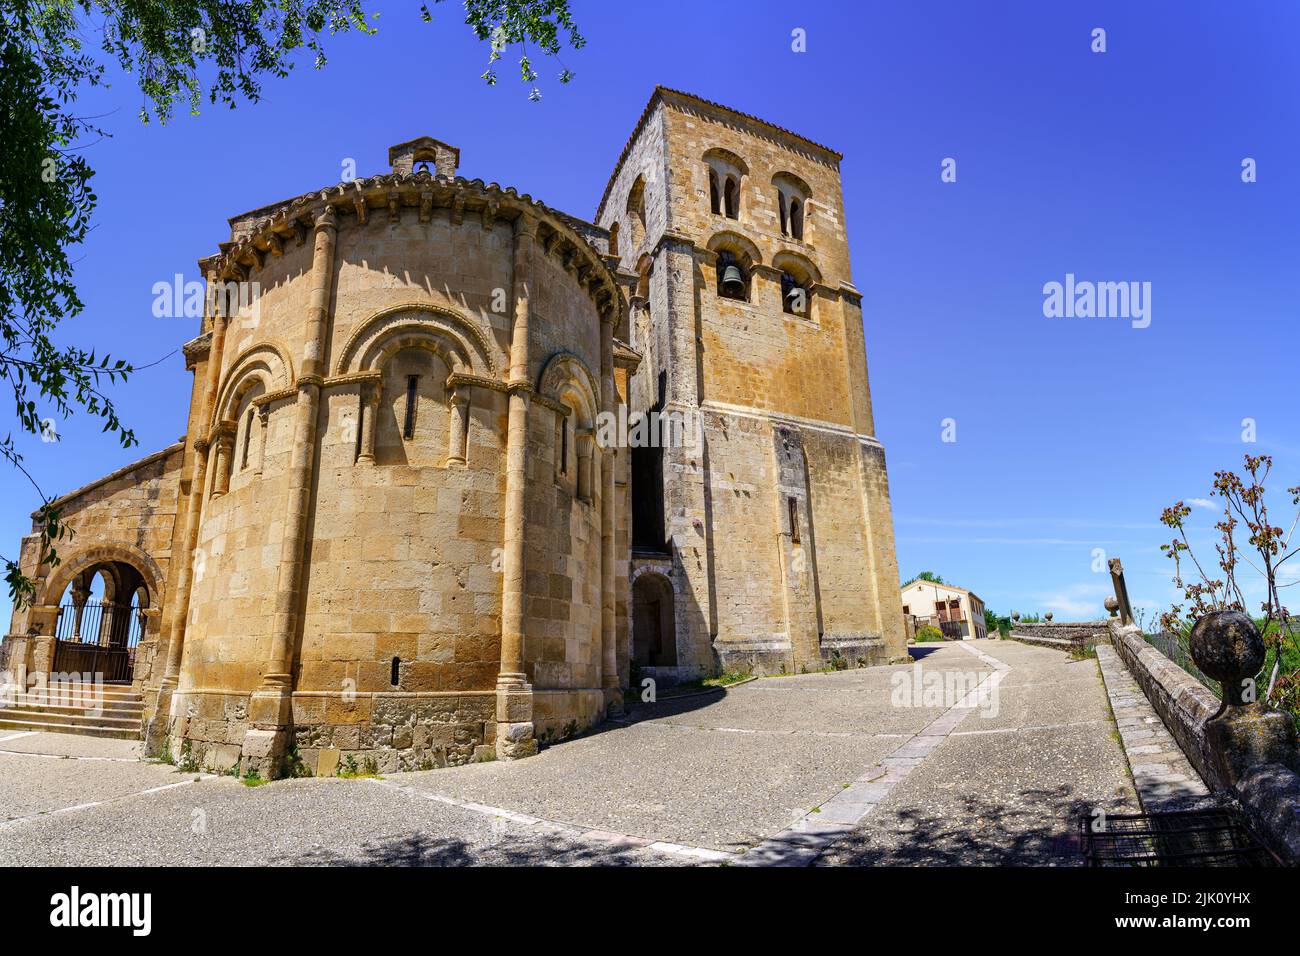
[
  {"left": 315, "top": 205, "right": 339, "bottom": 232},
  {"left": 514, "top": 211, "right": 540, "bottom": 240}
]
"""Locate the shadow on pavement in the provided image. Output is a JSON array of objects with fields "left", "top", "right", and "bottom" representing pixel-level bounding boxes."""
[
  {"left": 281, "top": 832, "right": 680, "bottom": 867},
  {"left": 816, "top": 783, "right": 1116, "bottom": 866}
]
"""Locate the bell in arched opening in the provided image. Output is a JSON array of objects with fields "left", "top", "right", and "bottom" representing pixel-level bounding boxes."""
[
  {"left": 782, "top": 272, "right": 807, "bottom": 315},
  {"left": 721, "top": 264, "right": 745, "bottom": 296}
]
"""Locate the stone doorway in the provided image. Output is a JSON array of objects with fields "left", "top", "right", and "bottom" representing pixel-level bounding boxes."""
[{"left": 632, "top": 573, "right": 677, "bottom": 668}]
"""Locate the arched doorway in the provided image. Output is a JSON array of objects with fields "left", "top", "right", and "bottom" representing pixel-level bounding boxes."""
[
  {"left": 50, "top": 560, "right": 150, "bottom": 683},
  {"left": 632, "top": 573, "right": 677, "bottom": 668}
]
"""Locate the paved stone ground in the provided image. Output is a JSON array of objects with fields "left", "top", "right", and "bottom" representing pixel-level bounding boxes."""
[
  {"left": 1095, "top": 644, "right": 1214, "bottom": 812},
  {"left": 0, "top": 641, "right": 1140, "bottom": 866},
  {"left": 815, "top": 641, "right": 1139, "bottom": 865}
]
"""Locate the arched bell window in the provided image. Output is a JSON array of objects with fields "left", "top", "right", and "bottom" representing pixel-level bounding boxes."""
[
  {"left": 704, "top": 148, "right": 748, "bottom": 221},
  {"left": 781, "top": 272, "right": 809, "bottom": 317},
  {"left": 716, "top": 251, "right": 749, "bottom": 302},
  {"left": 774, "top": 251, "right": 820, "bottom": 320},
  {"left": 773, "top": 171, "right": 812, "bottom": 241}
]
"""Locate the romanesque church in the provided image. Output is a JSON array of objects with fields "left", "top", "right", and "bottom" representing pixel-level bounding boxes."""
[{"left": 2, "top": 88, "right": 907, "bottom": 776}]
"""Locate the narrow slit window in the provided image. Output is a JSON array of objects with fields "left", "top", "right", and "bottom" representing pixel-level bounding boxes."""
[
  {"left": 390, "top": 656, "right": 400, "bottom": 686},
  {"left": 788, "top": 497, "right": 800, "bottom": 544},
  {"left": 403, "top": 375, "right": 419, "bottom": 439}
]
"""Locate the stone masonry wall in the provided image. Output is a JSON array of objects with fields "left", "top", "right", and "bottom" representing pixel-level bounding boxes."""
[{"left": 4, "top": 443, "right": 183, "bottom": 691}]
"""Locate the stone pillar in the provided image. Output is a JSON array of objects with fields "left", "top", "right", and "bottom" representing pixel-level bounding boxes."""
[
  {"left": 245, "top": 205, "right": 337, "bottom": 777},
  {"left": 1190, "top": 610, "right": 1300, "bottom": 784},
  {"left": 356, "top": 380, "right": 379, "bottom": 464},
  {"left": 599, "top": 311, "right": 619, "bottom": 708},
  {"left": 496, "top": 213, "right": 538, "bottom": 760},
  {"left": 145, "top": 267, "right": 230, "bottom": 754},
  {"left": 1108, "top": 557, "right": 1134, "bottom": 626},
  {"left": 447, "top": 389, "right": 469, "bottom": 466},
  {"left": 772, "top": 426, "right": 821, "bottom": 671},
  {"left": 660, "top": 238, "right": 718, "bottom": 671}
]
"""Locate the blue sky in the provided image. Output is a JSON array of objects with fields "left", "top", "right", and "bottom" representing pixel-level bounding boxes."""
[{"left": 5, "top": 0, "right": 1299, "bottom": 628}]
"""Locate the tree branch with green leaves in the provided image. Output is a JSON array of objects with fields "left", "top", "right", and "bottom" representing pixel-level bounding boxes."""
[{"left": 0, "top": 0, "right": 581, "bottom": 609}]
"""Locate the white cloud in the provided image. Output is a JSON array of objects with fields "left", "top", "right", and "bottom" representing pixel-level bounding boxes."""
[
  {"left": 1029, "top": 582, "right": 1111, "bottom": 621},
  {"left": 1187, "top": 498, "right": 1216, "bottom": 510}
]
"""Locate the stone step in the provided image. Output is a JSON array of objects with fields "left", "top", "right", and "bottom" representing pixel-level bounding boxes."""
[
  {"left": 34, "top": 683, "right": 141, "bottom": 696},
  {"left": 0, "top": 707, "right": 142, "bottom": 730},
  {"left": 0, "top": 716, "right": 141, "bottom": 740},
  {"left": 6, "top": 696, "right": 143, "bottom": 715},
  {"left": 8, "top": 688, "right": 142, "bottom": 705}
]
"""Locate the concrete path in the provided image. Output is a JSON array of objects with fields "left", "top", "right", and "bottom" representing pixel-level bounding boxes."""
[{"left": 0, "top": 640, "right": 1138, "bottom": 866}]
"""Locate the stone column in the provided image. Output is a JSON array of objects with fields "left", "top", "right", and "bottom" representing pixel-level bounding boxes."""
[
  {"left": 447, "top": 389, "right": 469, "bottom": 466},
  {"left": 210, "top": 425, "right": 234, "bottom": 498},
  {"left": 245, "top": 204, "right": 337, "bottom": 777},
  {"left": 70, "top": 578, "right": 89, "bottom": 641},
  {"left": 576, "top": 431, "right": 593, "bottom": 501},
  {"left": 496, "top": 213, "right": 538, "bottom": 760},
  {"left": 145, "top": 267, "right": 231, "bottom": 754},
  {"left": 599, "top": 311, "right": 619, "bottom": 709},
  {"left": 356, "top": 380, "right": 379, "bottom": 464},
  {"left": 254, "top": 403, "right": 269, "bottom": 476}
]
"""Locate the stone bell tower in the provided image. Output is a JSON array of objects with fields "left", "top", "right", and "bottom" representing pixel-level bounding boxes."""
[
  {"left": 597, "top": 88, "right": 909, "bottom": 681},
  {"left": 388, "top": 136, "right": 461, "bottom": 177}
]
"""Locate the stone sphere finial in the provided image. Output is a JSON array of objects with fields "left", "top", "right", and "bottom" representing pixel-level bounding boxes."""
[
  {"left": 1044, "top": 611, "right": 1054, "bottom": 621},
  {"left": 1012, "top": 611, "right": 1020, "bottom": 622},
  {"left": 1104, "top": 596, "right": 1120, "bottom": 618},
  {"left": 1189, "top": 610, "right": 1265, "bottom": 705}
]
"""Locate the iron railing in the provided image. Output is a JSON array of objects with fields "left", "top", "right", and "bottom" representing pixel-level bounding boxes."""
[
  {"left": 51, "top": 601, "right": 143, "bottom": 683},
  {"left": 54, "top": 600, "right": 143, "bottom": 647},
  {"left": 1080, "top": 808, "right": 1279, "bottom": 866}
]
